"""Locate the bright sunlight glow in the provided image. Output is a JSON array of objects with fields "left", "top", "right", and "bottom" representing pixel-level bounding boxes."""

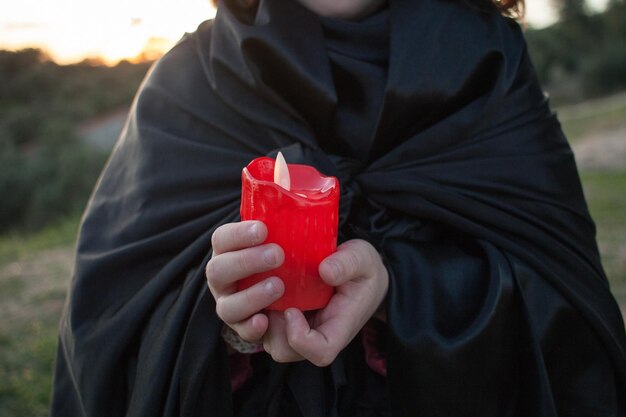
[
  {"left": 0, "top": 0, "right": 610, "bottom": 65},
  {"left": 1, "top": 0, "right": 216, "bottom": 64}
]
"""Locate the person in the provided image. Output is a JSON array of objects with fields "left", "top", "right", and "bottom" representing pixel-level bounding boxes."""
[{"left": 51, "top": 0, "right": 626, "bottom": 416}]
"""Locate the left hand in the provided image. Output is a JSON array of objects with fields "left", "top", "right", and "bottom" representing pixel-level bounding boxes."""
[{"left": 262, "top": 239, "right": 389, "bottom": 367}]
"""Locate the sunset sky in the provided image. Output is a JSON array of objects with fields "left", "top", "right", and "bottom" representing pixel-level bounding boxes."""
[{"left": 0, "top": 0, "right": 608, "bottom": 65}]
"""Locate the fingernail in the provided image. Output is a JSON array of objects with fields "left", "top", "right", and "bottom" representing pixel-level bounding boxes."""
[
  {"left": 285, "top": 309, "right": 293, "bottom": 321},
  {"left": 263, "top": 248, "right": 277, "bottom": 266},
  {"left": 324, "top": 260, "right": 340, "bottom": 282},
  {"left": 265, "top": 279, "right": 280, "bottom": 296},
  {"left": 250, "top": 223, "right": 260, "bottom": 243}
]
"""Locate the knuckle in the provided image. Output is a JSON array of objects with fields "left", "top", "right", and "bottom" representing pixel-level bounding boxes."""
[
  {"left": 205, "top": 258, "right": 217, "bottom": 280},
  {"left": 215, "top": 297, "right": 228, "bottom": 321},
  {"left": 355, "top": 239, "right": 372, "bottom": 256},
  {"left": 271, "top": 349, "right": 296, "bottom": 363},
  {"left": 264, "top": 337, "right": 297, "bottom": 363},
  {"left": 268, "top": 345, "right": 285, "bottom": 362},
  {"left": 344, "top": 248, "right": 361, "bottom": 277},
  {"left": 287, "top": 330, "right": 301, "bottom": 347},
  {"left": 242, "top": 286, "right": 257, "bottom": 309},
  {"left": 237, "top": 329, "right": 258, "bottom": 343},
  {"left": 231, "top": 321, "right": 260, "bottom": 343},
  {"left": 347, "top": 239, "right": 377, "bottom": 275},
  {"left": 237, "top": 251, "right": 253, "bottom": 275},
  {"left": 312, "top": 352, "right": 334, "bottom": 367},
  {"left": 211, "top": 226, "right": 224, "bottom": 250},
  {"left": 205, "top": 261, "right": 223, "bottom": 294}
]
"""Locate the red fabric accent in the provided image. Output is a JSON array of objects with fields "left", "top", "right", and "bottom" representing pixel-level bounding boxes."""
[
  {"left": 229, "top": 320, "right": 387, "bottom": 391},
  {"left": 362, "top": 321, "right": 387, "bottom": 377},
  {"left": 229, "top": 352, "right": 254, "bottom": 391}
]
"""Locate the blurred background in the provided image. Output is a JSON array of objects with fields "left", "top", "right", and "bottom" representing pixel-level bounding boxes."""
[{"left": 0, "top": 0, "right": 624, "bottom": 415}]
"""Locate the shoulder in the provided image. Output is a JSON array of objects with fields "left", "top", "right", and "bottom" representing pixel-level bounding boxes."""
[
  {"left": 459, "top": 2, "right": 526, "bottom": 57},
  {"left": 408, "top": 0, "right": 528, "bottom": 73},
  {"left": 129, "top": 20, "right": 217, "bottom": 125},
  {"left": 140, "top": 20, "right": 214, "bottom": 97},
  {"left": 154, "top": 19, "right": 214, "bottom": 73},
  {"left": 448, "top": 1, "right": 532, "bottom": 88}
]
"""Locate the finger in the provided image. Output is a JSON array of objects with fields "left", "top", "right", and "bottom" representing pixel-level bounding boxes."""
[
  {"left": 206, "top": 243, "right": 284, "bottom": 294},
  {"left": 216, "top": 277, "right": 284, "bottom": 324},
  {"left": 284, "top": 308, "right": 341, "bottom": 367},
  {"left": 229, "top": 313, "right": 269, "bottom": 342},
  {"left": 319, "top": 239, "right": 378, "bottom": 287},
  {"left": 263, "top": 310, "right": 305, "bottom": 363},
  {"left": 211, "top": 221, "right": 267, "bottom": 256}
]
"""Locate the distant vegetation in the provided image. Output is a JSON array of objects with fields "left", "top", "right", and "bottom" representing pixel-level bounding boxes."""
[
  {"left": 526, "top": 0, "right": 626, "bottom": 104},
  {"left": 1, "top": 0, "right": 625, "bottom": 233},
  {"left": 0, "top": 49, "right": 151, "bottom": 232}
]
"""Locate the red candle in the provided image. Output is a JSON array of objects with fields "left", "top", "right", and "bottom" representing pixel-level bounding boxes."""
[{"left": 239, "top": 154, "right": 340, "bottom": 311}]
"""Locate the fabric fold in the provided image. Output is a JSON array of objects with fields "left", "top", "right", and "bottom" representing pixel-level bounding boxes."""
[{"left": 52, "top": 0, "right": 626, "bottom": 415}]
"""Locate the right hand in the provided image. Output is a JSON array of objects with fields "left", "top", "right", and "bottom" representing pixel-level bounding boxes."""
[{"left": 206, "top": 221, "right": 285, "bottom": 342}]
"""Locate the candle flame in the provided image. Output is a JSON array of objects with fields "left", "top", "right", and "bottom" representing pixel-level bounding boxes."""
[{"left": 274, "top": 151, "right": 291, "bottom": 191}]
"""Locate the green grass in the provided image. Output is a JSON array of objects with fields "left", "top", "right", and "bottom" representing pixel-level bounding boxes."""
[
  {"left": 0, "top": 217, "right": 78, "bottom": 417},
  {"left": 557, "top": 91, "right": 626, "bottom": 142},
  {"left": 558, "top": 91, "right": 626, "bottom": 287},
  {"left": 0, "top": 321, "right": 59, "bottom": 417},
  {"left": 580, "top": 170, "right": 626, "bottom": 285},
  {"left": 0, "top": 217, "right": 79, "bottom": 267},
  {"left": 0, "top": 277, "right": 25, "bottom": 300}
]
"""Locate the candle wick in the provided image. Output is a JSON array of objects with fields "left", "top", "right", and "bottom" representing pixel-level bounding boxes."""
[{"left": 274, "top": 151, "right": 291, "bottom": 191}]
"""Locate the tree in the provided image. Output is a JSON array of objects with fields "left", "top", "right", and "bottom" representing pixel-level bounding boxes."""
[{"left": 553, "top": 0, "right": 589, "bottom": 21}]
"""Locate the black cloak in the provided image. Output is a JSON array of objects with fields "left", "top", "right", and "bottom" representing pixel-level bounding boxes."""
[{"left": 52, "top": 0, "right": 626, "bottom": 415}]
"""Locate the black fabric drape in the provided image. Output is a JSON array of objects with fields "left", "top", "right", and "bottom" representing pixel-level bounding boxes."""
[
  {"left": 319, "top": 8, "right": 389, "bottom": 162},
  {"left": 52, "top": 0, "right": 626, "bottom": 416}
]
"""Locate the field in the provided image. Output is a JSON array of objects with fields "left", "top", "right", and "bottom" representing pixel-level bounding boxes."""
[
  {"left": 582, "top": 171, "right": 626, "bottom": 286},
  {"left": 0, "top": 94, "right": 625, "bottom": 416},
  {"left": 0, "top": 220, "right": 77, "bottom": 416}
]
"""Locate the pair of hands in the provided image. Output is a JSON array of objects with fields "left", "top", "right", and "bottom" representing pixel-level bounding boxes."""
[{"left": 206, "top": 220, "right": 388, "bottom": 367}]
